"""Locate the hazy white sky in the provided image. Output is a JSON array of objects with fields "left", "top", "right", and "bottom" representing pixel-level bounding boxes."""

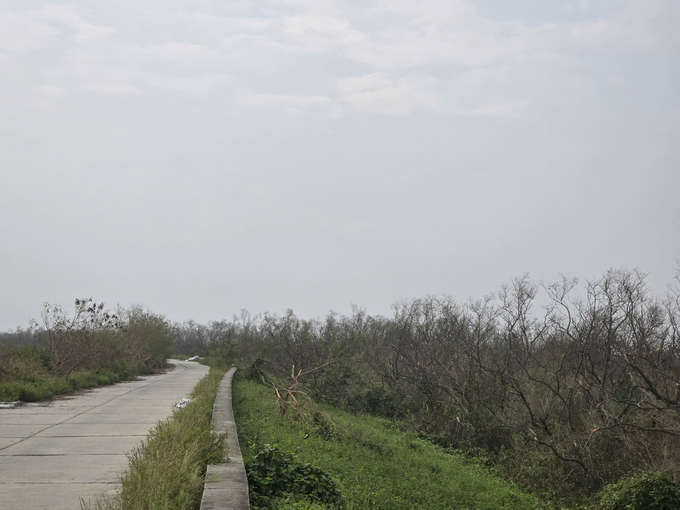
[{"left": 1, "top": 0, "right": 678, "bottom": 330}]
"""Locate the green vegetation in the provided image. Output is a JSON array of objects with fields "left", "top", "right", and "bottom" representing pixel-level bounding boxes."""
[
  {"left": 233, "top": 374, "right": 539, "bottom": 510},
  {"left": 85, "top": 366, "right": 228, "bottom": 510},
  {"left": 598, "top": 473, "right": 680, "bottom": 510},
  {"left": 246, "top": 443, "right": 343, "bottom": 509},
  {"left": 0, "top": 367, "right": 127, "bottom": 402},
  {"left": 0, "top": 299, "right": 173, "bottom": 403}
]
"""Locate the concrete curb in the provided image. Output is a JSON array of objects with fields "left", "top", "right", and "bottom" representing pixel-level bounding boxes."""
[{"left": 200, "top": 367, "right": 251, "bottom": 510}]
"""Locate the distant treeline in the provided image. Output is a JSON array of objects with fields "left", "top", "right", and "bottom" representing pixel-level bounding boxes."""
[{"left": 169, "top": 267, "right": 680, "bottom": 506}]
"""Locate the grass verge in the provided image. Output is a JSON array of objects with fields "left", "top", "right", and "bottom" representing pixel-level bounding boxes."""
[
  {"left": 0, "top": 369, "right": 137, "bottom": 403},
  {"left": 233, "top": 374, "right": 541, "bottom": 510},
  {"left": 84, "top": 366, "right": 228, "bottom": 510}
]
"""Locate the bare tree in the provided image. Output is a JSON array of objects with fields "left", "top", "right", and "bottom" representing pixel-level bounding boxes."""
[{"left": 32, "top": 298, "right": 121, "bottom": 375}]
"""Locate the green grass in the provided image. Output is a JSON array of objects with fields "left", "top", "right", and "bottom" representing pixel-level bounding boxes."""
[
  {"left": 83, "top": 367, "right": 228, "bottom": 510},
  {"left": 0, "top": 370, "right": 127, "bottom": 402},
  {"left": 233, "top": 376, "right": 541, "bottom": 510}
]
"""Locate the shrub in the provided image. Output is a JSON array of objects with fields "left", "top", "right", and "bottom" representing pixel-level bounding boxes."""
[
  {"left": 244, "top": 358, "right": 270, "bottom": 381},
  {"left": 8, "top": 346, "right": 52, "bottom": 380},
  {"left": 124, "top": 307, "right": 173, "bottom": 369},
  {"left": 245, "top": 443, "right": 343, "bottom": 509},
  {"left": 1, "top": 380, "right": 48, "bottom": 402},
  {"left": 599, "top": 472, "right": 680, "bottom": 510},
  {"left": 0, "top": 381, "right": 22, "bottom": 402},
  {"left": 347, "top": 384, "right": 404, "bottom": 419},
  {"left": 70, "top": 372, "right": 100, "bottom": 389},
  {"left": 0, "top": 377, "right": 71, "bottom": 402}
]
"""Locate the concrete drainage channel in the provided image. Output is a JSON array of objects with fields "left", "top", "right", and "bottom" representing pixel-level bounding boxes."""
[{"left": 200, "top": 367, "right": 251, "bottom": 510}]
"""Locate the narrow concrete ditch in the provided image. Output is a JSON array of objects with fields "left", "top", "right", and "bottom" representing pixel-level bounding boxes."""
[{"left": 200, "top": 367, "right": 250, "bottom": 510}]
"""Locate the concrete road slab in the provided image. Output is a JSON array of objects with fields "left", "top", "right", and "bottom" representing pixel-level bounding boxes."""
[
  {"left": 0, "top": 360, "right": 209, "bottom": 509},
  {"left": 87, "top": 404, "right": 175, "bottom": 414},
  {"left": 0, "top": 423, "right": 50, "bottom": 437},
  {"left": 1, "top": 454, "right": 129, "bottom": 483},
  {"left": 51, "top": 395, "right": 125, "bottom": 407},
  {"left": 0, "top": 437, "right": 19, "bottom": 449},
  {"left": 0, "top": 413, "right": 74, "bottom": 425},
  {"left": 0, "top": 483, "right": 118, "bottom": 510},
  {"left": 66, "top": 412, "right": 163, "bottom": 425},
  {"left": 36, "top": 422, "right": 154, "bottom": 437},
  {"left": 0, "top": 435, "right": 143, "bottom": 455},
  {"left": 110, "top": 397, "right": 182, "bottom": 406}
]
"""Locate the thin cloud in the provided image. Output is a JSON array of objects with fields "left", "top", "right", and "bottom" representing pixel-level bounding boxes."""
[
  {"left": 282, "top": 14, "right": 360, "bottom": 54},
  {"left": 70, "top": 52, "right": 138, "bottom": 95},
  {"left": 339, "top": 72, "right": 439, "bottom": 116},
  {"left": 146, "top": 73, "right": 232, "bottom": 94},
  {"left": 459, "top": 100, "right": 531, "bottom": 117},
  {"left": 569, "top": 0, "right": 680, "bottom": 51},
  {"left": 245, "top": 93, "right": 331, "bottom": 107},
  {"left": 136, "top": 42, "right": 220, "bottom": 64},
  {"left": 0, "top": 10, "right": 57, "bottom": 51},
  {"left": 37, "top": 85, "right": 68, "bottom": 96},
  {"left": 27, "top": 5, "right": 114, "bottom": 43},
  {"left": 0, "top": 0, "right": 676, "bottom": 116}
]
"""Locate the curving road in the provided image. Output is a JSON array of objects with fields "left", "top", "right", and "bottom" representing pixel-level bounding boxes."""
[{"left": 0, "top": 360, "right": 209, "bottom": 509}]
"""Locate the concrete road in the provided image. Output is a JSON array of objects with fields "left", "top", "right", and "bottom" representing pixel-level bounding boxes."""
[{"left": 0, "top": 360, "right": 209, "bottom": 510}]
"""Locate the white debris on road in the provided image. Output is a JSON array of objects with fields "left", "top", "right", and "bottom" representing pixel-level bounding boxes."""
[
  {"left": 175, "top": 398, "right": 193, "bottom": 408},
  {"left": 186, "top": 356, "right": 199, "bottom": 361}
]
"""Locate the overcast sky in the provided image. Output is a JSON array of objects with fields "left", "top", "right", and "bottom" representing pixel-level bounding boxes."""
[{"left": 1, "top": 0, "right": 678, "bottom": 330}]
